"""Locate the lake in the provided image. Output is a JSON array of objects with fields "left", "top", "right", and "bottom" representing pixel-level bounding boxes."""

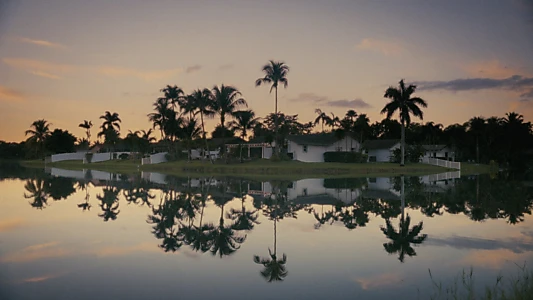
[{"left": 1, "top": 165, "right": 532, "bottom": 300}]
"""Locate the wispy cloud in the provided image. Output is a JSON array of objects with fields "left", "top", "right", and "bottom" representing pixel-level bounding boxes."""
[
  {"left": 463, "top": 60, "right": 527, "bottom": 79},
  {"left": 356, "top": 38, "right": 403, "bottom": 56},
  {"left": 97, "top": 66, "right": 182, "bottom": 81},
  {"left": 289, "top": 92, "right": 371, "bottom": 108},
  {"left": 354, "top": 273, "right": 404, "bottom": 290},
  {"left": 218, "top": 63, "right": 234, "bottom": 71},
  {"left": 0, "top": 218, "right": 25, "bottom": 232},
  {"left": 29, "top": 70, "right": 62, "bottom": 80},
  {"left": 0, "top": 241, "right": 71, "bottom": 263},
  {"left": 2, "top": 57, "right": 182, "bottom": 81},
  {"left": 415, "top": 75, "right": 533, "bottom": 102},
  {"left": 185, "top": 64, "right": 202, "bottom": 74},
  {"left": 21, "top": 272, "right": 68, "bottom": 283},
  {"left": 426, "top": 234, "right": 533, "bottom": 253},
  {"left": 17, "top": 37, "right": 65, "bottom": 49},
  {"left": 0, "top": 86, "right": 25, "bottom": 103},
  {"left": 94, "top": 242, "right": 157, "bottom": 257}
]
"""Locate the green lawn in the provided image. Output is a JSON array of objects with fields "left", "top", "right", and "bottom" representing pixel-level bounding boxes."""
[{"left": 19, "top": 158, "right": 489, "bottom": 180}]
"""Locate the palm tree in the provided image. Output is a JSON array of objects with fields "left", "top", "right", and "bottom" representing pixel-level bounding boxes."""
[
  {"left": 255, "top": 60, "right": 290, "bottom": 154},
  {"left": 467, "top": 117, "right": 486, "bottom": 163},
  {"left": 25, "top": 119, "right": 51, "bottom": 158},
  {"left": 314, "top": 109, "right": 329, "bottom": 133},
  {"left": 78, "top": 120, "right": 93, "bottom": 145},
  {"left": 98, "top": 111, "right": 121, "bottom": 157},
  {"left": 148, "top": 97, "right": 173, "bottom": 141},
  {"left": 230, "top": 110, "right": 259, "bottom": 161},
  {"left": 181, "top": 117, "right": 202, "bottom": 161},
  {"left": 354, "top": 114, "right": 370, "bottom": 145},
  {"left": 381, "top": 79, "right": 428, "bottom": 166},
  {"left": 189, "top": 89, "right": 215, "bottom": 162},
  {"left": 211, "top": 84, "right": 247, "bottom": 155},
  {"left": 207, "top": 194, "right": 247, "bottom": 258},
  {"left": 160, "top": 85, "right": 184, "bottom": 109}
]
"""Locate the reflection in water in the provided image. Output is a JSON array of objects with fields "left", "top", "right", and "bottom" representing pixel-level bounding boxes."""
[
  {"left": 97, "top": 186, "right": 120, "bottom": 222},
  {"left": 24, "top": 178, "right": 49, "bottom": 209},
  {"left": 11, "top": 167, "right": 533, "bottom": 284}
]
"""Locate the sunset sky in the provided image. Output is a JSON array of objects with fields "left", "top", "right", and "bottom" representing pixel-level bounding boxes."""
[{"left": 1, "top": 0, "right": 532, "bottom": 142}]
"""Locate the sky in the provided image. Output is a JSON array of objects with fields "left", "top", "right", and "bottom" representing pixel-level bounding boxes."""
[{"left": 0, "top": 0, "right": 532, "bottom": 142}]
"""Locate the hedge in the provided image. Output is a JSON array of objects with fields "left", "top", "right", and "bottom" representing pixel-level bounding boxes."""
[{"left": 323, "top": 151, "right": 368, "bottom": 163}]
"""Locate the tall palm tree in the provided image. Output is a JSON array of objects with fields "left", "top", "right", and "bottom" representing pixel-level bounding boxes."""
[
  {"left": 381, "top": 79, "right": 428, "bottom": 166},
  {"left": 189, "top": 89, "right": 215, "bottom": 162},
  {"left": 148, "top": 97, "right": 173, "bottom": 141},
  {"left": 211, "top": 84, "right": 247, "bottom": 154},
  {"left": 255, "top": 60, "right": 290, "bottom": 154},
  {"left": 230, "top": 110, "right": 259, "bottom": 161},
  {"left": 25, "top": 119, "right": 51, "bottom": 158},
  {"left": 314, "top": 109, "right": 329, "bottom": 133},
  {"left": 99, "top": 111, "right": 121, "bottom": 133},
  {"left": 78, "top": 120, "right": 93, "bottom": 145},
  {"left": 181, "top": 117, "right": 202, "bottom": 161},
  {"left": 467, "top": 117, "right": 486, "bottom": 163},
  {"left": 160, "top": 85, "right": 184, "bottom": 109},
  {"left": 354, "top": 114, "right": 370, "bottom": 145}
]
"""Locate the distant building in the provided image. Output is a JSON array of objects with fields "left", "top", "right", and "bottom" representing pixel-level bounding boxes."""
[
  {"left": 287, "top": 133, "right": 360, "bottom": 162},
  {"left": 362, "top": 139, "right": 401, "bottom": 162},
  {"left": 422, "top": 144, "right": 455, "bottom": 161}
]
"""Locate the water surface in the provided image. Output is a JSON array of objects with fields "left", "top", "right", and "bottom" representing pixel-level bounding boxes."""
[{"left": 1, "top": 166, "right": 532, "bottom": 299}]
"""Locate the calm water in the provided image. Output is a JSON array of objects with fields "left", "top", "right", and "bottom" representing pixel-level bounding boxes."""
[{"left": 1, "top": 165, "right": 532, "bottom": 300}]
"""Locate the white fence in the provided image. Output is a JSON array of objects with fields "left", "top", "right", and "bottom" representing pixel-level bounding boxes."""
[
  {"left": 426, "top": 171, "right": 461, "bottom": 182},
  {"left": 421, "top": 157, "right": 461, "bottom": 170},
  {"left": 51, "top": 152, "right": 87, "bottom": 162},
  {"left": 83, "top": 152, "right": 132, "bottom": 163},
  {"left": 141, "top": 152, "right": 168, "bottom": 165}
]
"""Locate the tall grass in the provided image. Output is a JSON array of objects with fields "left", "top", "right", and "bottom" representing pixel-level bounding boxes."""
[{"left": 427, "top": 263, "right": 532, "bottom": 300}]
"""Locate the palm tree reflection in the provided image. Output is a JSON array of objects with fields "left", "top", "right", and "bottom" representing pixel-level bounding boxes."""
[
  {"left": 24, "top": 179, "right": 49, "bottom": 209},
  {"left": 380, "top": 176, "right": 427, "bottom": 262},
  {"left": 97, "top": 186, "right": 120, "bottom": 222}
]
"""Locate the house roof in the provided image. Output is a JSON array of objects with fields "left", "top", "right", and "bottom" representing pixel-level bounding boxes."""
[
  {"left": 362, "top": 139, "right": 400, "bottom": 150},
  {"left": 422, "top": 144, "right": 449, "bottom": 151},
  {"left": 287, "top": 133, "right": 340, "bottom": 146}
]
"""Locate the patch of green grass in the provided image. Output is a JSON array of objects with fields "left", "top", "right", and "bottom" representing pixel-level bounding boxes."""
[
  {"left": 21, "top": 158, "right": 489, "bottom": 180},
  {"left": 461, "top": 163, "right": 492, "bottom": 176}
]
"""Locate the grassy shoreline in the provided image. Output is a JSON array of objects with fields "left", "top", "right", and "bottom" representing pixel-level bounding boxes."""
[{"left": 19, "top": 159, "right": 490, "bottom": 180}]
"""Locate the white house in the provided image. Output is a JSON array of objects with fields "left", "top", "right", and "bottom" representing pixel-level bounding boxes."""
[
  {"left": 422, "top": 145, "right": 455, "bottom": 161},
  {"left": 362, "top": 139, "right": 401, "bottom": 162},
  {"left": 287, "top": 133, "right": 360, "bottom": 162}
]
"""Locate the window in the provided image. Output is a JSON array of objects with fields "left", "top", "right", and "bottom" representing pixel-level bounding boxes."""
[
  {"left": 369, "top": 177, "right": 377, "bottom": 183},
  {"left": 351, "top": 147, "right": 356, "bottom": 152},
  {"left": 369, "top": 156, "right": 377, "bottom": 162},
  {"left": 303, "top": 145, "right": 308, "bottom": 153},
  {"left": 303, "top": 188, "right": 308, "bottom": 196},
  {"left": 336, "top": 146, "right": 342, "bottom": 152},
  {"left": 445, "top": 152, "right": 448, "bottom": 158}
]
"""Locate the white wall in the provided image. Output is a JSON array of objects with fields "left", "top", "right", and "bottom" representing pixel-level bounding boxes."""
[
  {"left": 150, "top": 152, "right": 168, "bottom": 164},
  {"left": 367, "top": 143, "right": 400, "bottom": 162},
  {"left": 423, "top": 148, "right": 455, "bottom": 160},
  {"left": 85, "top": 152, "right": 132, "bottom": 163},
  {"left": 51, "top": 152, "right": 87, "bottom": 162},
  {"left": 50, "top": 168, "right": 86, "bottom": 179},
  {"left": 287, "top": 178, "right": 362, "bottom": 204},
  {"left": 263, "top": 147, "right": 273, "bottom": 159},
  {"left": 288, "top": 136, "right": 360, "bottom": 163}
]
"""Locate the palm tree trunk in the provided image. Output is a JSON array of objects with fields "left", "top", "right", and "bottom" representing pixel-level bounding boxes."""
[
  {"left": 221, "top": 115, "right": 226, "bottom": 156},
  {"left": 239, "top": 142, "right": 243, "bottom": 162},
  {"left": 401, "top": 122, "right": 406, "bottom": 166},
  {"left": 273, "top": 218, "right": 277, "bottom": 256},
  {"left": 200, "top": 112, "right": 213, "bottom": 164},
  {"left": 274, "top": 86, "right": 279, "bottom": 156},
  {"left": 476, "top": 136, "right": 480, "bottom": 163}
]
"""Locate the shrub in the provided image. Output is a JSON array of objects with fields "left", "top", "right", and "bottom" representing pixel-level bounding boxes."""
[
  {"left": 119, "top": 153, "right": 129, "bottom": 160},
  {"left": 391, "top": 145, "right": 424, "bottom": 163},
  {"left": 324, "top": 178, "right": 367, "bottom": 189},
  {"left": 112, "top": 153, "right": 118, "bottom": 160},
  {"left": 85, "top": 153, "right": 93, "bottom": 163},
  {"left": 270, "top": 153, "right": 292, "bottom": 162},
  {"left": 323, "top": 151, "right": 367, "bottom": 163}
]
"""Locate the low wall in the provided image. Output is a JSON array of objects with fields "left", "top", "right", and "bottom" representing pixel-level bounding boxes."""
[
  {"left": 84, "top": 152, "right": 132, "bottom": 163},
  {"left": 51, "top": 152, "right": 87, "bottom": 162},
  {"left": 141, "top": 152, "right": 168, "bottom": 165},
  {"left": 50, "top": 168, "right": 86, "bottom": 179}
]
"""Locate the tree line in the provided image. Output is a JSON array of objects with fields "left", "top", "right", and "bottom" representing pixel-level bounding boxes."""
[{"left": 1, "top": 60, "right": 531, "bottom": 169}]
